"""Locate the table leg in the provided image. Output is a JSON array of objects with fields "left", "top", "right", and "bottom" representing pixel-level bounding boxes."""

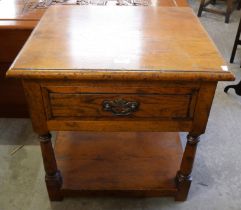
[
  {"left": 197, "top": 0, "right": 206, "bottom": 17},
  {"left": 175, "top": 134, "right": 200, "bottom": 201},
  {"left": 225, "top": 0, "right": 233, "bottom": 23},
  {"left": 39, "top": 133, "right": 63, "bottom": 201},
  {"left": 211, "top": 0, "right": 216, "bottom": 5},
  {"left": 230, "top": 17, "right": 241, "bottom": 63},
  {"left": 237, "top": 0, "right": 241, "bottom": 10}
]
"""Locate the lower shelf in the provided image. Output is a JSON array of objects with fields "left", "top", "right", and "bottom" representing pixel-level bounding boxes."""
[{"left": 55, "top": 132, "right": 183, "bottom": 197}]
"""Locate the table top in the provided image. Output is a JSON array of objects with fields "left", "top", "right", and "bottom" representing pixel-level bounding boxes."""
[{"left": 7, "top": 6, "right": 234, "bottom": 81}]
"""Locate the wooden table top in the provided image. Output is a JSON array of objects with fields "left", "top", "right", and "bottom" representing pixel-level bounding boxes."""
[{"left": 8, "top": 6, "right": 234, "bottom": 81}]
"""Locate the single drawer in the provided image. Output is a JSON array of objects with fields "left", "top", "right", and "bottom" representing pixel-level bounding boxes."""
[{"left": 42, "top": 84, "right": 198, "bottom": 121}]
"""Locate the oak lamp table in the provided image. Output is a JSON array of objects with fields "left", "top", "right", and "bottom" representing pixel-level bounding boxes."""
[{"left": 7, "top": 6, "right": 234, "bottom": 201}]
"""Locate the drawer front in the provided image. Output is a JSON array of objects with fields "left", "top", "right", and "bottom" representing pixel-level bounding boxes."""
[{"left": 42, "top": 85, "right": 198, "bottom": 121}]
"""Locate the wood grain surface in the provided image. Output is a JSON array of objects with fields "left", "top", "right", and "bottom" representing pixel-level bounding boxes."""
[
  {"left": 55, "top": 131, "right": 182, "bottom": 196},
  {"left": 7, "top": 5, "right": 235, "bottom": 201},
  {"left": 7, "top": 6, "right": 234, "bottom": 81},
  {"left": 41, "top": 81, "right": 198, "bottom": 121}
]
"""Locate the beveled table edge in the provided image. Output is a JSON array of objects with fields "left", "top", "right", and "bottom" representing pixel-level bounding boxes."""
[{"left": 6, "top": 69, "right": 235, "bottom": 81}]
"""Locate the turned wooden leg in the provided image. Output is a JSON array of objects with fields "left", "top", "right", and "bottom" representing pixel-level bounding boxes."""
[
  {"left": 230, "top": 17, "right": 241, "bottom": 63},
  {"left": 211, "top": 0, "right": 216, "bottom": 5},
  {"left": 39, "top": 133, "right": 63, "bottom": 201},
  {"left": 237, "top": 0, "right": 241, "bottom": 10},
  {"left": 175, "top": 134, "right": 200, "bottom": 201},
  {"left": 198, "top": 0, "right": 206, "bottom": 17},
  {"left": 225, "top": 0, "right": 233, "bottom": 23}
]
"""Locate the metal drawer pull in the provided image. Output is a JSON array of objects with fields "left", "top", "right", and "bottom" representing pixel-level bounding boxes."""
[{"left": 102, "top": 98, "right": 139, "bottom": 116}]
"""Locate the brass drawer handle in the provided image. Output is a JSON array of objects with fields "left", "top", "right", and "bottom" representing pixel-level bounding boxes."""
[{"left": 102, "top": 98, "right": 139, "bottom": 116}]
